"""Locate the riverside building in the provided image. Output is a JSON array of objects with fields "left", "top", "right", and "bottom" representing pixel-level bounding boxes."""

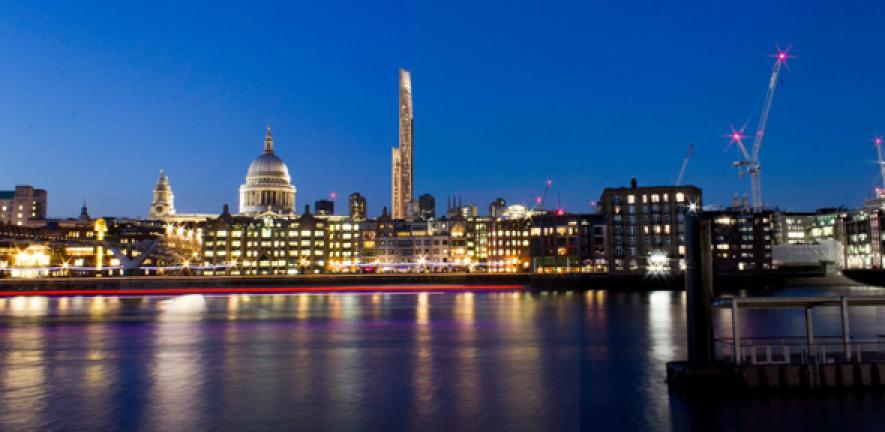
[
  {"left": 201, "top": 205, "right": 329, "bottom": 275},
  {"left": 842, "top": 208, "right": 882, "bottom": 269},
  {"left": 0, "top": 185, "right": 47, "bottom": 226},
  {"left": 529, "top": 212, "right": 606, "bottom": 273},
  {"left": 486, "top": 204, "right": 534, "bottom": 273},
  {"left": 708, "top": 207, "right": 775, "bottom": 272},
  {"left": 375, "top": 219, "right": 452, "bottom": 272},
  {"left": 599, "top": 178, "right": 702, "bottom": 274}
]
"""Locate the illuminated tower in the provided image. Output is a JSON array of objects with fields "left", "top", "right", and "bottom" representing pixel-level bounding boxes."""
[
  {"left": 392, "top": 68, "right": 414, "bottom": 219},
  {"left": 149, "top": 169, "right": 176, "bottom": 220}
]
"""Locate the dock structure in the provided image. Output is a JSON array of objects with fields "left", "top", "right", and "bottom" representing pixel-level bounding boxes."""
[
  {"left": 709, "top": 296, "right": 885, "bottom": 388},
  {"left": 668, "top": 211, "right": 885, "bottom": 390}
]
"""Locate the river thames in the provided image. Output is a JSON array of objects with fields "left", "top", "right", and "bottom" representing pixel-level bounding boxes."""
[{"left": 1, "top": 287, "right": 885, "bottom": 431}]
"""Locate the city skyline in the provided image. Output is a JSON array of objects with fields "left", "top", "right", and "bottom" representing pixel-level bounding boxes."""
[{"left": 2, "top": 2, "right": 885, "bottom": 218}]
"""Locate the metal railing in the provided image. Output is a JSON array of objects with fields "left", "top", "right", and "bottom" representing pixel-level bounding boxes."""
[{"left": 714, "top": 335, "right": 885, "bottom": 366}]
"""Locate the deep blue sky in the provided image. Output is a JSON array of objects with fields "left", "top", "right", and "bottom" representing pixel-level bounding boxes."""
[{"left": 2, "top": 1, "right": 884, "bottom": 218}]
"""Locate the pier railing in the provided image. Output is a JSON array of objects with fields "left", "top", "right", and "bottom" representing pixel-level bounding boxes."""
[
  {"left": 714, "top": 336, "right": 885, "bottom": 366},
  {"left": 712, "top": 296, "right": 885, "bottom": 367}
]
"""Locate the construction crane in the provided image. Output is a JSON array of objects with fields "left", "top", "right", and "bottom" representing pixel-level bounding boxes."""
[
  {"left": 729, "top": 47, "right": 791, "bottom": 211},
  {"left": 875, "top": 136, "right": 885, "bottom": 196},
  {"left": 532, "top": 179, "right": 553, "bottom": 211},
  {"left": 675, "top": 143, "right": 694, "bottom": 186}
]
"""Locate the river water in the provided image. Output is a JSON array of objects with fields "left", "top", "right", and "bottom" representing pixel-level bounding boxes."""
[{"left": 1, "top": 286, "right": 884, "bottom": 431}]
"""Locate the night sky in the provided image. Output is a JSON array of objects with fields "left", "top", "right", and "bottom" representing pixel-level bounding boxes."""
[{"left": 2, "top": 1, "right": 884, "bottom": 218}]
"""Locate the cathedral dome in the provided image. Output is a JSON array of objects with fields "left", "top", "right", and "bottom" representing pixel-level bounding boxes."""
[
  {"left": 239, "top": 127, "right": 297, "bottom": 215},
  {"left": 246, "top": 152, "right": 291, "bottom": 185}
]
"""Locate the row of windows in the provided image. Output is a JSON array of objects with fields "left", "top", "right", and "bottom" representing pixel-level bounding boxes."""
[
  {"left": 377, "top": 239, "right": 449, "bottom": 246},
  {"left": 611, "top": 192, "right": 687, "bottom": 205},
  {"left": 612, "top": 214, "right": 680, "bottom": 225},
  {"left": 376, "top": 248, "right": 449, "bottom": 256}
]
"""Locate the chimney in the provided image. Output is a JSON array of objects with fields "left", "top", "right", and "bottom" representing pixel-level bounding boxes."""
[{"left": 630, "top": 177, "right": 638, "bottom": 189}]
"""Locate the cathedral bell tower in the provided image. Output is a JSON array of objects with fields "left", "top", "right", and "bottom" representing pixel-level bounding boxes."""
[{"left": 149, "top": 169, "right": 176, "bottom": 220}]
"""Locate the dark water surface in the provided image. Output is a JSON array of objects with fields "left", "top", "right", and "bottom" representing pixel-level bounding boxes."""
[{"left": 1, "top": 287, "right": 885, "bottom": 431}]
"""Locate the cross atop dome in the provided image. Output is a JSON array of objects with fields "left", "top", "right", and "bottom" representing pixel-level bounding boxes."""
[{"left": 264, "top": 125, "right": 274, "bottom": 153}]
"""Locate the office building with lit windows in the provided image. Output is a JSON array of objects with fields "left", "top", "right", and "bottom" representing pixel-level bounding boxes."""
[
  {"left": 349, "top": 193, "right": 367, "bottom": 220},
  {"left": 486, "top": 205, "right": 535, "bottom": 273},
  {"left": 201, "top": 206, "right": 333, "bottom": 275},
  {"left": 708, "top": 208, "right": 775, "bottom": 273},
  {"left": 842, "top": 208, "right": 883, "bottom": 270},
  {"left": 598, "top": 179, "right": 701, "bottom": 274},
  {"left": 465, "top": 215, "right": 490, "bottom": 270},
  {"left": 374, "top": 219, "right": 452, "bottom": 272},
  {"left": 0, "top": 185, "right": 47, "bottom": 226},
  {"left": 487, "top": 217, "right": 531, "bottom": 272},
  {"left": 529, "top": 212, "right": 606, "bottom": 273},
  {"left": 324, "top": 215, "right": 362, "bottom": 272},
  {"left": 772, "top": 209, "right": 842, "bottom": 245}
]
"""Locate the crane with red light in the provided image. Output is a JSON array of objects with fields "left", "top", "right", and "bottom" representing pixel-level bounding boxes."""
[
  {"left": 531, "top": 179, "right": 553, "bottom": 211},
  {"left": 729, "top": 47, "right": 791, "bottom": 210},
  {"left": 874, "top": 136, "right": 885, "bottom": 197}
]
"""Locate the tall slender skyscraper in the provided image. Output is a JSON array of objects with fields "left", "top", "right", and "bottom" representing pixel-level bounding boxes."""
[{"left": 391, "top": 68, "right": 414, "bottom": 219}]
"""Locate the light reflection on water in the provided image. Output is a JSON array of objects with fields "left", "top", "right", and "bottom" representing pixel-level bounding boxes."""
[
  {"left": 0, "top": 291, "right": 581, "bottom": 430},
  {"left": 0, "top": 287, "right": 884, "bottom": 430}
]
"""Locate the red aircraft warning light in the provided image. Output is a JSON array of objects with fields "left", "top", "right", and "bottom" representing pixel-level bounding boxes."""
[
  {"left": 772, "top": 46, "right": 793, "bottom": 66},
  {"left": 728, "top": 126, "right": 745, "bottom": 146}
]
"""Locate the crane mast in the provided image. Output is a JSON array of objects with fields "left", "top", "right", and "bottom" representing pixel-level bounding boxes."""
[
  {"left": 876, "top": 137, "right": 885, "bottom": 195},
  {"left": 732, "top": 49, "right": 789, "bottom": 211},
  {"left": 675, "top": 143, "right": 694, "bottom": 186}
]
